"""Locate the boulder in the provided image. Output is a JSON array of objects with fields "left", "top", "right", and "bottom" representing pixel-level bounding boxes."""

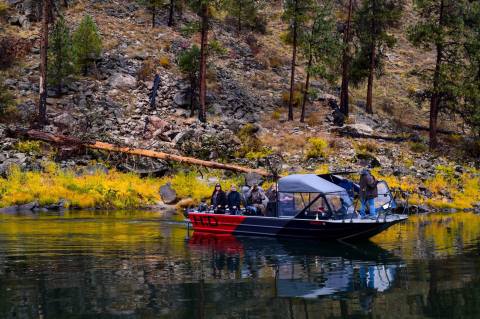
[
  {"left": 160, "top": 183, "right": 178, "bottom": 204},
  {"left": 335, "top": 123, "right": 374, "bottom": 137},
  {"left": 108, "top": 73, "right": 137, "bottom": 89},
  {"left": 53, "top": 112, "right": 76, "bottom": 128},
  {"left": 173, "top": 91, "right": 190, "bottom": 107},
  {"left": 147, "top": 115, "right": 170, "bottom": 132}
]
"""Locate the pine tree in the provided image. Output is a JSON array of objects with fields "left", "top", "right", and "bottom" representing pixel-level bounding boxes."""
[
  {"left": 38, "top": 0, "right": 50, "bottom": 127},
  {"left": 299, "top": 0, "right": 341, "bottom": 123},
  {"left": 282, "top": 0, "right": 314, "bottom": 121},
  {"left": 408, "top": 0, "right": 467, "bottom": 149},
  {"left": 225, "top": 0, "right": 262, "bottom": 32},
  {"left": 178, "top": 45, "right": 201, "bottom": 117},
  {"left": 187, "top": 0, "right": 225, "bottom": 122},
  {"left": 48, "top": 16, "right": 74, "bottom": 94},
  {"left": 0, "top": 75, "right": 15, "bottom": 116},
  {"left": 138, "top": 0, "right": 165, "bottom": 27},
  {"left": 339, "top": 0, "right": 354, "bottom": 117},
  {"left": 167, "top": 0, "right": 183, "bottom": 26},
  {"left": 351, "top": 0, "right": 403, "bottom": 114},
  {"left": 461, "top": 1, "right": 480, "bottom": 137},
  {"left": 72, "top": 14, "right": 102, "bottom": 76}
]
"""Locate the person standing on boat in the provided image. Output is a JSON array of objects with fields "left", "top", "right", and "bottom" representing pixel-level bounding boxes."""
[
  {"left": 211, "top": 183, "right": 227, "bottom": 213},
  {"left": 227, "top": 185, "right": 242, "bottom": 215},
  {"left": 359, "top": 169, "right": 378, "bottom": 218}
]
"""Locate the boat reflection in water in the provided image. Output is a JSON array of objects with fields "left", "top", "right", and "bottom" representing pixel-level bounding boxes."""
[{"left": 188, "top": 233, "right": 403, "bottom": 302}]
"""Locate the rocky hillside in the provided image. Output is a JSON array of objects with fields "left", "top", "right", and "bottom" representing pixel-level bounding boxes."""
[{"left": 1, "top": 0, "right": 479, "bottom": 211}]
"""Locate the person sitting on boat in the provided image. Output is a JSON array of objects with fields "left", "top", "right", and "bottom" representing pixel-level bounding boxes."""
[
  {"left": 265, "top": 184, "right": 278, "bottom": 217},
  {"left": 246, "top": 184, "right": 268, "bottom": 216},
  {"left": 211, "top": 183, "right": 227, "bottom": 214},
  {"left": 359, "top": 169, "right": 378, "bottom": 218},
  {"left": 227, "top": 185, "right": 242, "bottom": 215}
]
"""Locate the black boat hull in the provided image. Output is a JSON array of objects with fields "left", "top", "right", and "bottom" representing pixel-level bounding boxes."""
[{"left": 188, "top": 213, "right": 407, "bottom": 241}]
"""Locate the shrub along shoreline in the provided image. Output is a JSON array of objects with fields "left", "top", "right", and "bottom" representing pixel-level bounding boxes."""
[{"left": 0, "top": 162, "right": 479, "bottom": 213}]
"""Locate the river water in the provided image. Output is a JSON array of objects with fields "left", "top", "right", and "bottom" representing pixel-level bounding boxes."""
[{"left": 0, "top": 211, "right": 479, "bottom": 318}]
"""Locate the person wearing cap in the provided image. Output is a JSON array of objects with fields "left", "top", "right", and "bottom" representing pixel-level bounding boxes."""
[
  {"left": 246, "top": 183, "right": 267, "bottom": 215},
  {"left": 227, "top": 185, "right": 242, "bottom": 214},
  {"left": 211, "top": 183, "right": 227, "bottom": 213},
  {"left": 359, "top": 169, "right": 378, "bottom": 218}
]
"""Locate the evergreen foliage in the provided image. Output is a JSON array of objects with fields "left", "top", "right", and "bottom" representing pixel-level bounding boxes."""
[
  {"left": 299, "top": 0, "right": 341, "bottom": 122},
  {"left": 48, "top": 16, "right": 74, "bottom": 93},
  {"left": 0, "top": 75, "right": 15, "bottom": 116},
  {"left": 282, "top": 0, "right": 315, "bottom": 121},
  {"left": 178, "top": 45, "right": 201, "bottom": 117},
  {"left": 72, "top": 14, "right": 102, "bottom": 75},
  {"left": 137, "top": 0, "right": 165, "bottom": 27},
  {"left": 408, "top": 0, "right": 468, "bottom": 148},
  {"left": 461, "top": 1, "right": 480, "bottom": 137},
  {"left": 225, "top": 0, "right": 264, "bottom": 32},
  {"left": 351, "top": 0, "right": 403, "bottom": 113}
]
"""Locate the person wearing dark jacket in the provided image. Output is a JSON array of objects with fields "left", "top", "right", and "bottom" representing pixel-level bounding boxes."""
[
  {"left": 227, "top": 185, "right": 241, "bottom": 214},
  {"left": 359, "top": 169, "right": 378, "bottom": 218},
  {"left": 211, "top": 184, "right": 227, "bottom": 213}
]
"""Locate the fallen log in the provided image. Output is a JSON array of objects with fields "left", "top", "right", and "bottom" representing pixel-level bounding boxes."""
[{"left": 10, "top": 128, "right": 271, "bottom": 176}]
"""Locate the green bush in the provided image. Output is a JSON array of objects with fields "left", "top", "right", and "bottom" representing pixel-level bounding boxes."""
[
  {"left": 48, "top": 16, "right": 74, "bottom": 92},
  {"left": 72, "top": 15, "right": 102, "bottom": 75},
  {"left": 409, "top": 141, "right": 428, "bottom": 153},
  {"left": 0, "top": 76, "right": 15, "bottom": 116},
  {"left": 236, "top": 124, "right": 262, "bottom": 158},
  {"left": 305, "top": 137, "right": 329, "bottom": 159},
  {"left": 180, "top": 21, "right": 201, "bottom": 37}
]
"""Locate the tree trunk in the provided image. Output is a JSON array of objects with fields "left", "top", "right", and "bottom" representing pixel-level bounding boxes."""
[
  {"left": 366, "top": 2, "right": 376, "bottom": 114},
  {"left": 366, "top": 45, "right": 375, "bottom": 114},
  {"left": 190, "top": 75, "right": 196, "bottom": 117},
  {"left": 340, "top": 0, "right": 353, "bottom": 117},
  {"left": 300, "top": 52, "right": 313, "bottom": 123},
  {"left": 168, "top": 0, "right": 174, "bottom": 27},
  {"left": 11, "top": 129, "right": 271, "bottom": 176},
  {"left": 430, "top": 0, "right": 444, "bottom": 149},
  {"left": 237, "top": 2, "right": 242, "bottom": 33},
  {"left": 198, "top": 3, "right": 208, "bottom": 122},
  {"left": 152, "top": 6, "right": 156, "bottom": 28},
  {"left": 38, "top": 0, "right": 49, "bottom": 127},
  {"left": 287, "top": 0, "right": 298, "bottom": 122}
]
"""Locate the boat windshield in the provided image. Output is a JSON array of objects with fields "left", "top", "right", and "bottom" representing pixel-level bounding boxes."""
[{"left": 325, "top": 191, "right": 354, "bottom": 216}]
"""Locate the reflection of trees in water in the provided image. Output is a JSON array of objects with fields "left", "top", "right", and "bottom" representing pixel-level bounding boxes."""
[{"left": 1, "top": 212, "right": 480, "bottom": 318}]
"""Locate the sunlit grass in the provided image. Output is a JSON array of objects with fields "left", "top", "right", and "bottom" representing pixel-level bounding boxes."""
[
  {"left": 0, "top": 163, "right": 161, "bottom": 209},
  {"left": 0, "top": 163, "right": 248, "bottom": 209}
]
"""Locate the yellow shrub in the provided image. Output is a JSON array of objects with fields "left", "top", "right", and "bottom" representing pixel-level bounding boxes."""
[
  {"left": 15, "top": 140, "right": 42, "bottom": 154},
  {"left": 271, "top": 109, "right": 281, "bottom": 120},
  {"left": 305, "top": 137, "right": 329, "bottom": 159},
  {"left": 425, "top": 174, "right": 448, "bottom": 194},
  {"left": 0, "top": 163, "right": 161, "bottom": 209},
  {"left": 159, "top": 56, "right": 170, "bottom": 68},
  {"left": 0, "top": 1, "right": 9, "bottom": 16}
]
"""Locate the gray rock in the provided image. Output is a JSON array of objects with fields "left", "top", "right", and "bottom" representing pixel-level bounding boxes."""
[
  {"left": 173, "top": 91, "right": 190, "bottom": 107},
  {"left": 335, "top": 124, "right": 374, "bottom": 136},
  {"left": 160, "top": 183, "right": 178, "bottom": 204},
  {"left": 53, "top": 112, "right": 76, "bottom": 128},
  {"left": 108, "top": 73, "right": 137, "bottom": 89},
  {"left": 17, "top": 201, "right": 38, "bottom": 211}
]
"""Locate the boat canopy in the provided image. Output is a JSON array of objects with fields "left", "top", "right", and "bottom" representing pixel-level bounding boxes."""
[{"left": 278, "top": 174, "right": 346, "bottom": 194}]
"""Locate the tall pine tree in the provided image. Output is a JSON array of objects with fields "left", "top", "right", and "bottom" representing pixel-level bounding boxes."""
[
  {"left": 187, "top": 0, "right": 225, "bottom": 122},
  {"left": 408, "top": 0, "right": 467, "bottom": 149},
  {"left": 283, "top": 0, "right": 314, "bottom": 121},
  {"left": 299, "top": 0, "right": 341, "bottom": 122},
  {"left": 48, "top": 16, "right": 74, "bottom": 94},
  {"left": 351, "top": 0, "right": 403, "bottom": 114},
  {"left": 72, "top": 14, "right": 102, "bottom": 76}
]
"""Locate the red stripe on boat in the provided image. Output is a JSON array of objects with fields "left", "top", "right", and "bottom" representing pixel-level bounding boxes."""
[{"left": 188, "top": 213, "right": 246, "bottom": 234}]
